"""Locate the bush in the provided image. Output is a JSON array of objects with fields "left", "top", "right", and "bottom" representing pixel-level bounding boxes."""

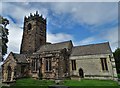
[
  {"left": 39, "top": 73, "right": 43, "bottom": 80},
  {"left": 118, "top": 74, "right": 120, "bottom": 79}
]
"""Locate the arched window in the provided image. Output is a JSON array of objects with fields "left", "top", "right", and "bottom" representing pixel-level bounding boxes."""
[
  {"left": 45, "top": 58, "right": 52, "bottom": 72},
  {"left": 27, "top": 23, "right": 32, "bottom": 30},
  {"left": 32, "top": 59, "right": 38, "bottom": 72},
  {"left": 7, "top": 66, "right": 12, "bottom": 81},
  {"left": 79, "top": 68, "right": 84, "bottom": 78}
]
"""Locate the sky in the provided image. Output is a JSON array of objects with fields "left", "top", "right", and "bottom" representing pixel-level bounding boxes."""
[{"left": 0, "top": 1, "right": 119, "bottom": 58}]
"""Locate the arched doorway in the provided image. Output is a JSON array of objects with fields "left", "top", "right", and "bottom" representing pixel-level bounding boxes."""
[
  {"left": 79, "top": 68, "right": 84, "bottom": 78},
  {"left": 7, "top": 66, "right": 12, "bottom": 81}
]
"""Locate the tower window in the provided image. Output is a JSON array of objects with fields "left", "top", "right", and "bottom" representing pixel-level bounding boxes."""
[
  {"left": 100, "top": 58, "right": 108, "bottom": 71},
  {"left": 27, "top": 23, "right": 32, "bottom": 30}
]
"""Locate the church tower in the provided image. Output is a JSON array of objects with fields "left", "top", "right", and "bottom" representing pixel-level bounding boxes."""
[{"left": 20, "top": 11, "right": 46, "bottom": 54}]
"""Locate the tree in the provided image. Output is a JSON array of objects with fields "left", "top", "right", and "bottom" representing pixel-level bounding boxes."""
[
  {"left": 113, "top": 48, "right": 120, "bottom": 73},
  {"left": 0, "top": 16, "right": 9, "bottom": 61}
]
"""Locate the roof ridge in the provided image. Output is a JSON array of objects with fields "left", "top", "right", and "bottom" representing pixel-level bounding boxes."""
[
  {"left": 11, "top": 52, "right": 22, "bottom": 55},
  {"left": 36, "top": 40, "right": 72, "bottom": 53},
  {"left": 50, "top": 40, "right": 72, "bottom": 45},
  {"left": 12, "top": 53, "right": 19, "bottom": 55},
  {"left": 73, "top": 42, "right": 109, "bottom": 48}
]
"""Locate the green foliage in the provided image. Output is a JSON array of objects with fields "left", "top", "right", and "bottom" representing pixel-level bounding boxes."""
[
  {"left": 39, "top": 72, "right": 43, "bottom": 80},
  {"left": 118, "top": 74, "right": 120, "bottom": 79},
  {"left": 0, "top": 16, "right": 9, "bottom": 60},
  {"left": 114, "top": 48, "right": 120, "bottom": 62},
  {"left": 0, "top": 16, "right": 9, "bottom": 26},
  {"left": 113, "top": 48, "right": 120, "bottom": 73}
]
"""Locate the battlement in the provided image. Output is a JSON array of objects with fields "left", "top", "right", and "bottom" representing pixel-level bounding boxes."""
[{"left": 24, "top": 11, "right": 46, "bottom": 24}]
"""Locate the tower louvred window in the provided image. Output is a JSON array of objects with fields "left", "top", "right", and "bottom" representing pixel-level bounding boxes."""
[{"left": 27, "top": 23, "right": 32, "bottom": 30}]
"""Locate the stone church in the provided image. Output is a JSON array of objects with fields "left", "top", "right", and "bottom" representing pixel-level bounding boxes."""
[{"left": 2, "top": 12, "right": 118, "bottom": 82}]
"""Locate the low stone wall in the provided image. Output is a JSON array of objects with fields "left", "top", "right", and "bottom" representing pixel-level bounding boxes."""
[{"left": 70, "top": 75, "right": 116, "bottom": 81}]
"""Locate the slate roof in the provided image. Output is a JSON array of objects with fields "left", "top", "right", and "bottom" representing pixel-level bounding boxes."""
[
  {"left": 37, "top": 40, "right": 72, "bottom": 53},
  {"left": 12, "top": 53, "right": 28, "bottom": 63},
  {"left": 71, "top": 42, "right": 112, "bottom": 56}
]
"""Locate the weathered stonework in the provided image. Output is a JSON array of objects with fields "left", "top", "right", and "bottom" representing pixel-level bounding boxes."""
[
  {"left": 20, "top": 11, "right": 46, "bottom": 54},
  {"left": 2, "top": 12, "right": 118, "bottom": 82},
  {"left": 70, "top": 54, "right": 117, "bottom": 81}
]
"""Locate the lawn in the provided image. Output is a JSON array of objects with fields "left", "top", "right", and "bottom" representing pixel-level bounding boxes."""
[
  {"left": 2, "top": 78, "right": 120, "bottom": 88},
  {"left": 62, "top": 79, "right": 119, "bottom": 87},
  {"left": 14, "top": 78, "right": 54, "bottom": 86}
]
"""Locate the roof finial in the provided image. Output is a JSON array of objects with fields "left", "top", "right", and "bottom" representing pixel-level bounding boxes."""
[
  {"left": 24, "top": 16, "right": 27, "bottom": 20},
  {"left": 41, "top": 14, "right": 43, "bottom": 18},
  {"left": 30, "top": 13, "right": 33, "bottom": 17},
  {"left": 36, "top": 11, "right": 38, "bottom": 15}
]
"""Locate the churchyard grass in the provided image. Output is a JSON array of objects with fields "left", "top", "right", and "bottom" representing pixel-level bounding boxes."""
[
  {"left": 62, "top": 79, "right": 119, "bottom": 86},
  {"left": 13, "top": 78, "right": 54, "bottom": 86},
  {"left": 2, "top": 78, "right": 120, "bottom": 88}
]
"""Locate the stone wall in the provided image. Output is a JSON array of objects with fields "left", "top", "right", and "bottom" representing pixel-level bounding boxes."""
[
  {"left": 70, "top": 54, "right": 117, "bottom": 80},
  {"left": 20, "top": 13, "right": 46, "bottom": 54},
  {"left": 2, "top": 54, "right": 17, "bottom": 82},
  {"left": 40, "top": 49, "right": 70, "bottom": 80}
]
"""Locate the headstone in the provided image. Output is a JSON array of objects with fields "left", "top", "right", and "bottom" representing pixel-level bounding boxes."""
[{"left": 55, "top": 79, "right": 62, "bottom": 84}]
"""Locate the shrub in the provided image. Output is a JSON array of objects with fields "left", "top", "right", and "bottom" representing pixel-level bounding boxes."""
[{"left": 118, "top": 74, "right": 120, "bottom": 79}]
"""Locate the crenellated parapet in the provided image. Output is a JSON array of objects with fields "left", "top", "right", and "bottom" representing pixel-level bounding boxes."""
[{"left": 24, "top": 11, "right": 46, "bottom": 24}]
